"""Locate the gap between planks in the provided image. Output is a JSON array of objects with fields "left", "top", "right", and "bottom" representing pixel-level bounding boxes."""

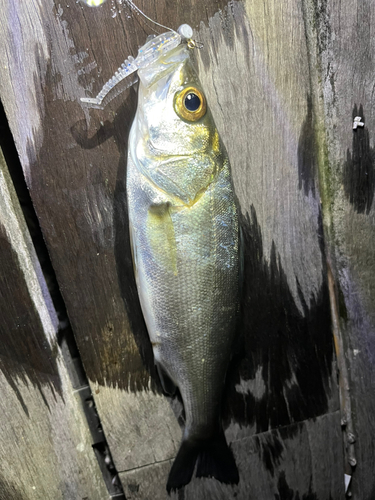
[{"left": 117, "top": 409, "right": 341, "bottom": 474}]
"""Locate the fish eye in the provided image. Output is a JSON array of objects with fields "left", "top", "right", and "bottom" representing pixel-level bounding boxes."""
[
  {"left": 184, "top": 93, "right": 201, "bottom": 111},
  {"left": 174, "top": 86, "right": 207, "bottom": 122}
]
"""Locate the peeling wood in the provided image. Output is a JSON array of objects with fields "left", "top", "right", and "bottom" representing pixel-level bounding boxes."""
[{"left": 0, "top": 148, "right": 109, "bottom": 499}]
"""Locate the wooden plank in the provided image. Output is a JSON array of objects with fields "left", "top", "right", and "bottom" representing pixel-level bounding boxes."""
[
  {"left": 0, "top": 0, "right": 183, "bottom": 472},
  {"left": 0, "top": 0, "right": 342, "bottom": 495},
  {"left": 196, "top": 0, "right": 339, "bottom": 438},
  {"left": 314, "top": 0, "right": 375, "bottom": 496},
  {"left": 0, "top": 148, "right": 109, "bottom": 499},
  {"left": 119, "top": 412, "right": 345, "bottom": 500}
]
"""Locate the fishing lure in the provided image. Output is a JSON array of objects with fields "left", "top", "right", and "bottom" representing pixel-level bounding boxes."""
[
  {"left": 81, "top": 20, "right": 240, "bottom": 493},
  {"left": 81, "top": 24, "right": 194, "bottom": 109}
]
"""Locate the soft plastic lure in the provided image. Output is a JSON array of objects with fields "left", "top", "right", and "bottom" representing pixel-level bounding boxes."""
[{"left": 81, "top": 24, "right": 194, "bottom": 109}]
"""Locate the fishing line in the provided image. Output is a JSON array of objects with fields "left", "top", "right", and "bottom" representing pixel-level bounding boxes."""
[
  {"left": 81, "top": 0, "right": 177, "bottom": 35},
  {"left": 80, "top": 0, "right": 200, "bottom": 108},
  {"left": 123, "top": 0, "right": 177, "bottom": 35}
]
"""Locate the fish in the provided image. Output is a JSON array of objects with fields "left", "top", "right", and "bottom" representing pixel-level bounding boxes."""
[
  {"left": 81, "top": 26, "right": 240, "bottom": 492},
  {"left": 126, "top": 32, "right": 240, "bottom": 491}
]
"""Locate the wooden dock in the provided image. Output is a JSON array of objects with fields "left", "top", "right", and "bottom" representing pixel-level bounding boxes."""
[{"left": 0, "top": 0, "right": 374, "bottom": 498}]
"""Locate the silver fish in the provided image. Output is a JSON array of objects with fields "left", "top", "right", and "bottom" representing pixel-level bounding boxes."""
[
  {"left": 81, "top": 26, "right": 240, "bottom": 491},
  {"left": 127, "top": 32, "right": 240, "bottom": 491}
]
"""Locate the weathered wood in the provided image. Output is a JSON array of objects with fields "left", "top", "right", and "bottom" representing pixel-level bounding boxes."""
[
  {"left": 196, "top": 1, "right": 339, "bottom": 436},
  {"left": 0, "top": 0, "right": 344, "bottom": 497},
  {"left": 0, "top": 0, "right": 182, "bottom": 473},
  {"left": 119, "top": 412, "right": 345, "bottom": 500},
  {"left": 313, "top": 0, "right": 375, "bottom": 496},
  {"left": 0, "top": 148, "right": 109, "bottom": 499}
]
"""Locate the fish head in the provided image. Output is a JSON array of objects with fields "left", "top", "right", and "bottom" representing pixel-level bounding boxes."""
[{"left": 131, "top": 42, "right": 226, "bottom": 205}]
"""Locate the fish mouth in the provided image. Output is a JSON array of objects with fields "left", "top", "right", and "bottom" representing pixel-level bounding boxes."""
[{"left": 138, "top": 45, "right": 189, "bottom": 88}]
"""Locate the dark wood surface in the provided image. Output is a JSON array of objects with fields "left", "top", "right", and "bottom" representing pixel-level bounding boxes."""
[
  {"left": 317, "top": 1, "right": 375, "bottom": 497},
  {"left": 120, "top": 411, "right": 344, "bottom": 500},
  {"left": 0, "top": 148, "right": 109, "bottom": 499},
  {"left": 3, "top": 0, "right": 374, "bottom": 497}
]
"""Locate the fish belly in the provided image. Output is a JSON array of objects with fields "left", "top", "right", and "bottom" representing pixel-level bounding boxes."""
[{"left": 127, "top": 153, "right": 239, "bottom": 439}]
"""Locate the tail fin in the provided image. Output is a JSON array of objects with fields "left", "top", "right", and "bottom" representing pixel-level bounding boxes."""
[{"left": 166, "top": 431, "right": 239, "bottom": 493}]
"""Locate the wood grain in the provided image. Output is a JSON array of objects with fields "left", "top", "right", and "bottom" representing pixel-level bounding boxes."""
[
  {"left": 0, "top": 0, "right": 345, "bottom": 496},
  {"left": 119, "top": 412, "right": 345, "bottom": 500},
  {"left": 0, "top": 148, "right": 109, "bottom": 499},
  {"left": 316, "top": 0, "right": 375, "bottom": 496},
  {"left": 197, "top": 1, "right": 338, "bottom": 440}
]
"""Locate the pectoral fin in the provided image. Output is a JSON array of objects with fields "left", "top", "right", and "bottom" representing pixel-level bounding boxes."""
[
  {"left": 147, "top": 202, "right": 178, "bottom": 275},
  {"left": 155, "top": 362, "right": 177, "bottom": 396}
]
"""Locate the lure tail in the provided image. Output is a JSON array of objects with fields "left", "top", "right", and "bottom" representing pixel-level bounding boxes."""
[
  {"left": 80, "top": 29, "right": 183, "bottom": 109},
  {"left": 166, "top": 431, "right": 239, "bottom": 493},
  {"left": 80, "top": 58, "right": 139, "bottom": 109}
]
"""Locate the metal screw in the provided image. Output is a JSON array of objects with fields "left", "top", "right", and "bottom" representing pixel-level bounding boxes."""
[
  {"left": 347, "top": 432, "right": 356, "bottom": 444},
  {"left": 353, "top": 116, "right": 365, "bottom": 129}
]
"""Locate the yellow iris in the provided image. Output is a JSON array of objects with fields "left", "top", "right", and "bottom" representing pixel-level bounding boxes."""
[{"left": 174, "top": 86, "right": 207, "bottom": 122}]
